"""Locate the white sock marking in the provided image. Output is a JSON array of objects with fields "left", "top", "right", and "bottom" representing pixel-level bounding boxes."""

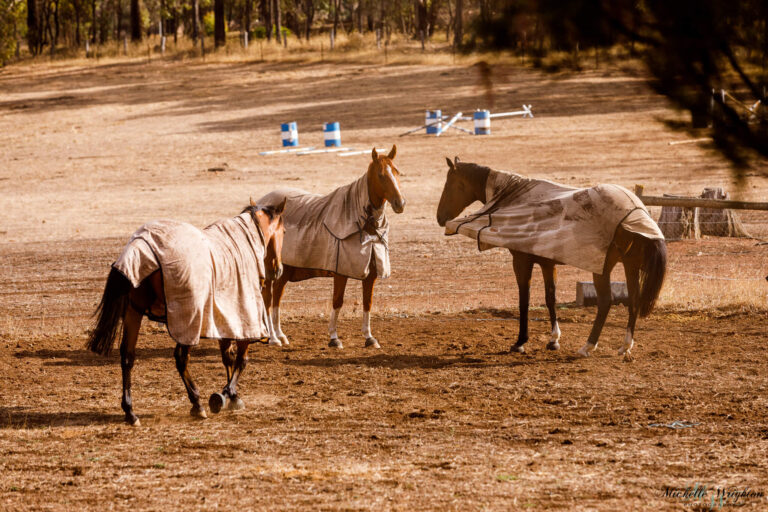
[
  {"left": 329, "top": 308, "right": 340, "bottom": 339},
  {"left": 550, "top": 322, "right": 561, "bottom": 343},
  {"left": 362, "top": 311, "right": 372, "bottom": 339}
]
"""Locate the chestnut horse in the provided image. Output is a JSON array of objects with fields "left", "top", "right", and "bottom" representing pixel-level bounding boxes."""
[
  {"left": 437, "top": 158, "right": 666, "bottom": 359},
  {"left": 86, "top": 201, "right": 285, "bottom": 426},
  {"left": 260, "top": 146, "right": 405, "bottom": 349}
]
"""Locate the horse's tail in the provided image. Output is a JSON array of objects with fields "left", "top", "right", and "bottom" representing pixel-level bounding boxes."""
[
  {"left": 637, "top": 237, "right": 667, "bottom": 318},
  {"left": 86, "top": 267, "right": 131, "bottom": 356}
]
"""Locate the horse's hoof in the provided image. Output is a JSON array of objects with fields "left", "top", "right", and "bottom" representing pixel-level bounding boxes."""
[
  {"left": 191, "top": 404, "right": 208, "bottom": 419},
  {"left": 126, "top": 415, "right": 141, "bottom": 427},
  {"left": 268, "top": 338, "right": 283, "bottom": 347},
  {"left": 365, "top": 337, "right": 380, "bottom": 349},
  {"left": 622, "top": 350, "right": 634, "bottom": 363},
  {"left": 546, "top": 341, "right": 560, "bottom": 351},
  {"left": 328, "top": 338, "right": 343, "bottom": 349},
  {"left": 208, "top": 393, "right": 228, "bottom": 414},
  {"left": 510, "top": 344, "right": 526, "bottom": 354},
  {"left": 278, "top": 334, "right": 290, "bottom": 346},
  {"left": 227, "top": 397, "right": 245, "bottom": 411},
  {"left": 576, "top": 346, "right": 592, "bottom": 358}
]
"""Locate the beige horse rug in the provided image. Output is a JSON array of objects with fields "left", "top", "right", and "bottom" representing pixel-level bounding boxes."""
[
  {"left": 445, "top": 168, "right": 664, "bottom": 274},
  {"left": 113, "top": 212, "right": 270, "bottom": 345},
  {"left": 257, "top": 174, "right": 390, "bottom": 280}
]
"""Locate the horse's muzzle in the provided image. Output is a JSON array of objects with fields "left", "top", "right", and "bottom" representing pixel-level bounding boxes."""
[{"left": 391, "top": 198, "right": 406, "bottom": 214}]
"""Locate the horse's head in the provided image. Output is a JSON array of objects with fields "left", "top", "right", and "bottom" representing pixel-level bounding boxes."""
[
  {"left": 250, "top": 197, "right": 286, "bottom": 281},
  {"left": 437, "top": 156, "right": 484, "bottom": 226},
  {"left": 368, "top": 145, "right": 406, "bottom": 214}
]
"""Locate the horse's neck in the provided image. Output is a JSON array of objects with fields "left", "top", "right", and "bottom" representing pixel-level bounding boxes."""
[{"left": 484, "top": 169, "right": 525, "bottom": 203}]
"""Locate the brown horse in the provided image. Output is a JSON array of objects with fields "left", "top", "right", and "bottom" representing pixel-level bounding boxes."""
[
  {"left": 86, "top": 200, "right": 285, "bottom": 426},
  {"left": 436, "top": 158, "right": 666, "bottom": 359},
  {"left": 258, "top": 146, "right": 405, "bottom": 349}
]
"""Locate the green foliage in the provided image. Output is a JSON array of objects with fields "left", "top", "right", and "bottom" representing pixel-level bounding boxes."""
[
  {"left": 0, "top": 0, "right": 24, "bottom": 64},
  {"left": 203, "top": 12, "right": 215, "bottom": 37},
  {"left": 251, "top": 26, "right": 266, "bottom": 40}
]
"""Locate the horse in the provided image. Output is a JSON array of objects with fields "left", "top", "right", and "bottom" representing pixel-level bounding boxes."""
[
  {"left": 258, "top": 146, "right": 405, "bottom": 349},
  {"left": 436, "top": 157, "right": 667, "bottom": 359},
  {"left": 86, "top": 199, "right": 285, "bottom": 426}
]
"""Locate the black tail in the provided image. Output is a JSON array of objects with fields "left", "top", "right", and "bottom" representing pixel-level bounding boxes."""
[
  {"left": 86, "top": 268, "right": 131, "bottom": 356},
  {"left": 637, "top": 238, "right": 667, "bottom": 317}
]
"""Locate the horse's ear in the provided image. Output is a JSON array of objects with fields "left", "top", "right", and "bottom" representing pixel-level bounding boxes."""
[
  {"left": 250, "top": 196, "right": 257, "bottom": 207},
  {"left": 387, "top": 144, "right": 396, "bottom": 160},
  {"left": 446, "top": 157, "right": 454, "bottom": 170},
  {"left": 372, "top": 148, "right": 378, "bottom": 161},
  {"left": 276, "top": 197, "right": 287, "bottom": 215},
  {"left": 454, "top": 156, "right": 460, "bottom": 164}
]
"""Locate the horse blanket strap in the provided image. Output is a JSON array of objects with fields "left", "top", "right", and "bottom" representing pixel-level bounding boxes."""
[
  {"left": 112, "top": 212, "right": 270, "bottom": 345},
  {"left": 256, "top": 174, "right": 390, "bottom": 280},
  {"left": 444, "top": 167, "right": 664, "bottom": 275}
]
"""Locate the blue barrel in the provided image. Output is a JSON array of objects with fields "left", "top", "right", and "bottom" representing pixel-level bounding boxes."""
[
  {"left": 281, "top": 122, "right": 299, "bottom": 147},
  {"left": 323, "top": 122, "right": 341, "bottom": 147},
  {"left": 426, "top": 110, "right": 441, "bottom": 135},
  {"left": 473, "top": 110, "right": 491, "bottom": 135}
]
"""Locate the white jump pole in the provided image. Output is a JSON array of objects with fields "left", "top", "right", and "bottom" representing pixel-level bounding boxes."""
[
  {"left": 296, "top": 147, "right": 355, "bottom": 156},
  {"left": 435, "top": 112, "right": 463, "bottom": 137},
  {"left": 259, "top": 146, "right": 316, "bottom": 155},
  {"left": 338, "top": 148, "right": 386, "bottom": 157},
  {"left": 490, "top": 104, "right": 534, "bottom": 119}
]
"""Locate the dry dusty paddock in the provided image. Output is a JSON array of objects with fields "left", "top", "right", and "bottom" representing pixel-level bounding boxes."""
[{"left": 1, "top": 58, "right": 767, "bottom": 510}]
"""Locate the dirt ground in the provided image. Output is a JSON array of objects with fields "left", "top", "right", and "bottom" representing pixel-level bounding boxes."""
[{"left": 1, "top": 57, "right": 767, "bottom": 510}]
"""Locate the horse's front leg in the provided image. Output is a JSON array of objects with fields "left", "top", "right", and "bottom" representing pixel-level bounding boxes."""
[
  {"left": 620, "top": 261, "right": 641, "bottom": 360},
  {"left": 270, "top": 272, "right": 290, "bottom": 346},
  {"left": 541, "top": 262, "right": 561, "bottom": 350},
  {"left": 577, "top": 272, "right": 613, "bottom": 357},
  {"left": 174, "top": 344, "right": 207, "bottom": 419},
  {"left": 328, "top": 275, "right": 348, "bottom": 348},
  {"left": 209, "top": 340, "right": 249, "bottom": 413},
  {"left": 511, "top": 252, "right": 533, "bottom": 353},
  {"left": 361, "top": 265, "right": 380, "bottom": 348}
]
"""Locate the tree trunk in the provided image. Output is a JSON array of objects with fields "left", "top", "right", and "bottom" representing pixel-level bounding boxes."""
[
  {"left": 130, "top": 0, "right": 141, "bottom": 41},
  {"left": 244, "top": 0, "right": 252, "bottom": 37},
  {"left": 192, "top": 0, "right": 200, "bottom": 42},
  {"left": 453, "top": 0, "right": 462, "bottom": 48},
  {"left": 274, "top": 0, "right": 282, "bottom": 44},
  {"left": 332, "top": 0, "right": 339, "bottom": 37},
  {"left": 261, "top": 0, "right": 271, "bottom": 40},
  {"left": 303, "top": 0, "right": 314, "bottom": 40},
  {"left": 214, "top": 0, "right": 225, "bottom": 46},
  {"left": 27, "top": 0, "right": 40, "bottom": 54}
]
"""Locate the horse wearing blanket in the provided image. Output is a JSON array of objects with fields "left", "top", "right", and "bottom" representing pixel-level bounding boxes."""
[
  {"left": 437, "top": 158, "right": 666, "bottom": 359},
  {"left": 86, "top": 201, "right": 285, "bottom": 425},
  {"left": 258, "top": 146, "right": 405, "bottom": 348}
]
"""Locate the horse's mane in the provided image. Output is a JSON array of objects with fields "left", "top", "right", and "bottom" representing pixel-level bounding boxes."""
[
  {"left": 455, "top": 162, "right": 492, "bottom": 184},
  {"left": 242, "top": 204, "right": 280, "bottom": 220}
]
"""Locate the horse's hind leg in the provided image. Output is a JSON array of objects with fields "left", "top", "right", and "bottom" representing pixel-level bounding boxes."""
[
  {"left": 210, "top": 340, "right": 249, "bottom": 413},
  {"left": 510, "top": 252, "right": 533, "bottom": 353},
  {"left": 328, "top": 275, "right": 348, "bottom": 348},
  {"left": 619, "top": 261, "right": 641, "bottom": 360},
  {"left": 120, "top": 282, "right": 154, "bottom": 426},
  {"left": 174, "top": 344, "right": 207, "bottom": 419},
  {"left": 120, "top": 304, "right": 143, "bottom": 426},
  {"left": 577, "top": 271, "right": 613, "bottom": 357},
  {"left": 541, "top": 262, "right": 561, "bottom": 350},
  {"left": 361, "top": 265, "right": 379, "bottom": 348}
]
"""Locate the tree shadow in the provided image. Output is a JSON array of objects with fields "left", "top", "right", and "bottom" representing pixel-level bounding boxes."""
[
  {"left": 13, "top": 346, "right": 224, "bottom": 366},
  {"left": 0, "top": 407, "right": 129, "bottom": 429}
]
